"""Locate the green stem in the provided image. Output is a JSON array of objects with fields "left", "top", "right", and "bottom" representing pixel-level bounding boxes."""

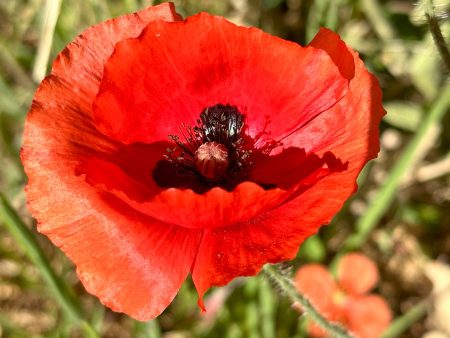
[
  {"left": 424, "top": 0, "right": 450, "bottom": 73},
  {"left": 134, "top": 320, "right": 162, "bottom": 338},
  {"left": 325, "top": 0, "right": 340, "bottom": 31},
  {"left": 263, "top": 265, "right": 353, "bottom": 338},
  {"left": 259, "top": 277, "right": 276, "bottom": 338},
  {"left": 305, "top": 0, "right": 328, "bottom": 43},
  {"left": 0, "top": 193, "right": 100, "bottom": 337},
  {"left": 343, "top": 84, "right": 450, "bottom": 251},
  {"left": 81, "top": 320, "right": 102, "bottom": 338}
]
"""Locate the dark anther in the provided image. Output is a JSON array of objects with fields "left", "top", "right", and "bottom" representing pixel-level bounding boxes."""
[{"left": 199, "top": 104, "right": 244, "bottom": 145}]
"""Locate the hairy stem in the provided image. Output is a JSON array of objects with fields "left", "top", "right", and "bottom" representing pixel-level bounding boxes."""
[
  {"left": 424, "top": 0, "right": 450, "bottom": 72},
  {"left": 263, "top": 264, "right": 354, "bottom": 338}
]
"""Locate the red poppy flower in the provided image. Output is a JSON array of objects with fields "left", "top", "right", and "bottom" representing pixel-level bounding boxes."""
[
  {"left": 21, "top": 3, "right": 384, "bottom": 320},
  {"left": 294, "top": 254, "right": 392, "bottom": 338}
]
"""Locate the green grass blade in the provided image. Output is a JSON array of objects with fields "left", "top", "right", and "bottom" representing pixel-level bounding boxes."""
[
  {"left": 325, "top": 0, "right": 341, "bottom": 31},
  {"left": 81, "top": 320, "right": 102, "bottom": 338},
  {"left": 33, "top": 0, "right": 62, "bottom": 82},
  {"left": 344, "top": 84, "right": 450, "bottom": 251},
  {"left": 380, "top": 301, "right": 427, "bottom": 338},
  {"left": 305, "top": 0, "right": 328, "bottom": 43},
  {"left": 259, "top": 277, "right": 276, "bottom": 338},
  {"left": 134, "top": 320, "right": 162, "bottom": 338},
  {"left": 0, "top": 193, "right": 99, "bottom": 337}
]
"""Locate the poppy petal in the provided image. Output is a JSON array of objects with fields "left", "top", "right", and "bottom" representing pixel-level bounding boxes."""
[
  {"left": 282, "top": 28, "right": 385, "bottom": 164},
  {"left": 250, "top": 148, "right": 347, "bottom": 189},
  {"left": 21, "top": 3, "right": 202, "bottom": 320},
  {"left": 190, "top": 194, "right": 336, "bottom": 307},
  {"left": 77, "top": 146, "right": 344, "bottom": 229},
  {"left": 294, "top": 265, "right": 340, "bottom": 318},
  {"left": 190, "top": 29, "right": 383, "bottom": 303},
  {"left": 295, "top": 265, "right": 343, "bottom": 338},
  {"left": 309, "top": 28, "right": 355, "bottom": 81},
  {"left": 337, "top": 253, "right": 379, "bottom": 295},
  {"left": 307, "top": 322, "right": 329, "bottom": 338},
  {"left": 78, "top": 157, "right": 289, "bottom": 229},
  {"left": 190, "top": 164, "right": 369, "bottom": 303},
  {"left": 93, "top": 13, "right": 349, "bottom": 144},
  {"left": 344, "top": 295, "right": 392, "bottom": 338}
]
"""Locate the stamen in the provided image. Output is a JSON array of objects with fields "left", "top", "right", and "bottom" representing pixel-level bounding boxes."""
[
  {"left": 156, "top": 104, "right": 252, "bottom": 192},
  {"left": 200, "top": 105, "right": 244, "bottom": 144}
]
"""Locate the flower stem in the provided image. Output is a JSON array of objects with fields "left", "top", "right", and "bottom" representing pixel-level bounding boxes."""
[
  {"left": 0, "top": 193, "right": 100, "bottom": 337},
  {"left": 263, "top": 264, "right": 354, "bottom": 338},
  {"left": 424, "top": 0, "right": 450, "bottom": 73}
]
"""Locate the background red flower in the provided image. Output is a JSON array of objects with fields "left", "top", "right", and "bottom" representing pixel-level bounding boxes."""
[{"left": 295, "top": 253, "right": 392, "bottom": 338}]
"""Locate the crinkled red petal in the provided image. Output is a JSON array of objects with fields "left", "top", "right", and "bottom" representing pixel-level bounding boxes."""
[
  {"left": 308, "top": 28, "right": 355, "bottom": 81},
  {"left": 93, "top": 13, "right": 349, "bottom": 144},
  {"left": 337, "top": 253, "right": 379, "bottom": 296},
  {"left": 344, "top": 295, "right": 392, "bottom": 338},
  {"left": 78, "top": 156, "right": 286, "bottom": 229},
  {"left": 190, "top": 29, "right": 384, "bottom": 304},
  {"left": 282, "top": 28, "right": 385, "bottom": 163},
  {"left": 190, "top": 181, "right": 338, "bottom": 306},
  {"left": 77, "top": 146, "right": 342, "bottom": 229},
  {"left": 250, "top": 148, "right": 347, "bottom": 189},
  {"left": 21, "top": 3, "right": 203, "bottom": 320}
]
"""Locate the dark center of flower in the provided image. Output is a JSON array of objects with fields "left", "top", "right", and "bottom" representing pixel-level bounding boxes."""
[{"left": 153, "top": 104, "right": 252, "bottom": 193}]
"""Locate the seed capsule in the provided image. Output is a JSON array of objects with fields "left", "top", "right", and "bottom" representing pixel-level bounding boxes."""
[{"left": 194, "top": 142, "right": 229, "bottom": 180}]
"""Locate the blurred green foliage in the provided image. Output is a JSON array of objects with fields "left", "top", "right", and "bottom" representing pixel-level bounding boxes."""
[{"left": 0, "top": 0, "right": 449, "bottom": 337}]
